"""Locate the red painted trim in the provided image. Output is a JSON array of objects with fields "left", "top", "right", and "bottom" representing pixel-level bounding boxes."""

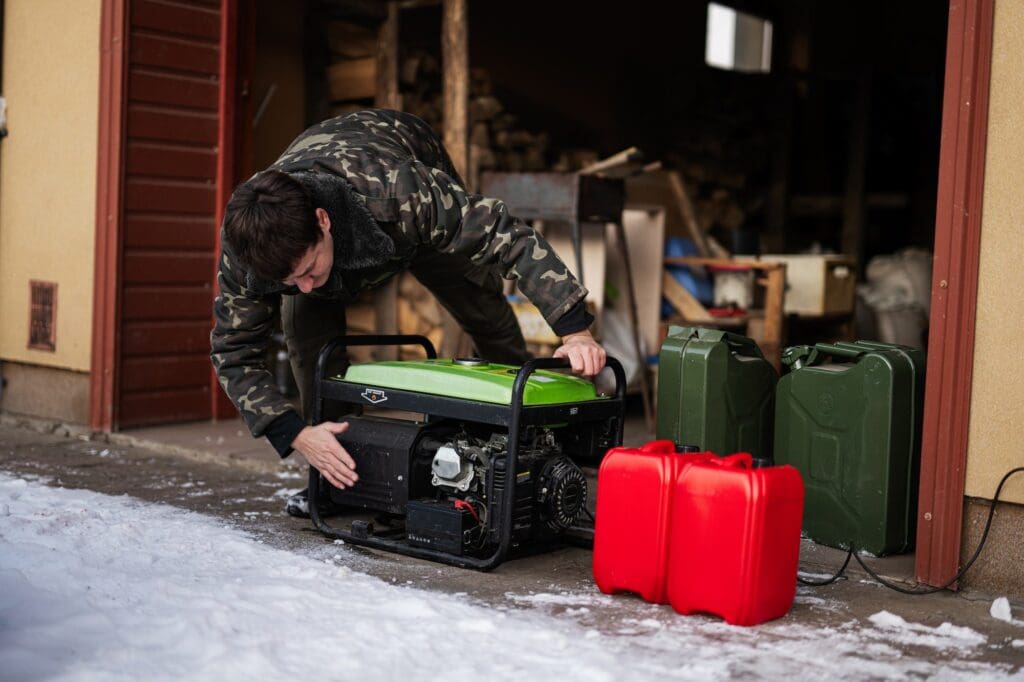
[
  {"left": 211, "top": 0, "right": 240, "bottom": 419},
  {"left": 915, "top": 0, "right": 994, "bottom": 588},
  {"left": 89, "top": 0, "right": 128, "bottom": 432}
]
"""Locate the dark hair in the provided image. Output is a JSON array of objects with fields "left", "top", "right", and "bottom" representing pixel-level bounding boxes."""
[{"left": 223, "top": 169, "right": 322, "bottom": 281}]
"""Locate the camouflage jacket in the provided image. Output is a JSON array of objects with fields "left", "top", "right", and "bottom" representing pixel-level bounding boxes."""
[{"left": 211, "top": 109, "right": 588, "bottom": 439}]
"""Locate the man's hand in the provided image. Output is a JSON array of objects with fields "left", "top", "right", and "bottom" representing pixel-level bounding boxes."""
[
  {"left": 553, "top": 329, "right": 607, "bottom": 377},
  {"left": 291, "top": 422, "right": 358, "bottom": 489}
]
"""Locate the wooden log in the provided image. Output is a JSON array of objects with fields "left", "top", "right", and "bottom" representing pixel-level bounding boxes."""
[
  {"left": 328, "top": 57, "right": 376, "bottom": 101},
  {"left": 327, "top": 21, "right": 378, "bottom": 59},
  {"left": 469, "top": 95, "right": 502, "bottom": 122}
]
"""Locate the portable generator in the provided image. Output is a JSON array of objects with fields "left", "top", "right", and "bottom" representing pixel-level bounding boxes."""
[{"left": 307, "top": 335, "right": 625, "bottom": 570}]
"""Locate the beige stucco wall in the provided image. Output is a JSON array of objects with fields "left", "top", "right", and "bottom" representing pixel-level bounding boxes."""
[
  {"left": 0, "top": 0, "right": 100, "bottom": 372},
  {"left": 965, "top": 0, "right": 1024, "bottom": 505}
]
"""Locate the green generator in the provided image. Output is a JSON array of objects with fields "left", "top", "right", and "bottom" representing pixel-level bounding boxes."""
[
  {"left": 655, "top": 326, "right": 777, "bottom": 462},
  {"left": 307, "top": 335, "right": 626, "bottom": 569},
  {"left": 774, "top": 341, "right": 925, "bottom": 556}
]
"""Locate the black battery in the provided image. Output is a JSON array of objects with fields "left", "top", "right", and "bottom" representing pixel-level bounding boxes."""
[{"left": 405, "top": 500, "right": 471, "bottom": 556}]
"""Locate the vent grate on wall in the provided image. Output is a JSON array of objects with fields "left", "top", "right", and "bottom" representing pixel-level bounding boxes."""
[{"left": 28, "top": 280, "right": 57, "bottom": 352}]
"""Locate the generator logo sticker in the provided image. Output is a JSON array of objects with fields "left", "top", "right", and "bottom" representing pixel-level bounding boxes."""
[{"left": 361, "top": 388, "right": 388, "bottom": 405}]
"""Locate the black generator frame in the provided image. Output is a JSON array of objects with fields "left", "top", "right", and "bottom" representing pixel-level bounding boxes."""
[{"left": 307, "top": 334, "right": 626, "bottom": 570}]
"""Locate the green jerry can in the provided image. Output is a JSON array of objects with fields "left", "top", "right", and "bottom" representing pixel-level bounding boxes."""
[
  {"left": 774, "top": 341, "right": 925, "bottom": 556},
  {"left": 656, "top": 326, "right": 777, "bottom": 462}
]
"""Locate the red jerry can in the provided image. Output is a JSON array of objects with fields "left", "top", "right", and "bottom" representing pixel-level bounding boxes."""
[
  {"left": 666, "top": 453, "right": 804, "bottom": 626},
  {"left": 593, "top": 440, "right": 717, "bottom": 604}
]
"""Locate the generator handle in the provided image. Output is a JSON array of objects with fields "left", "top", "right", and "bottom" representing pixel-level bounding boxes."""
[
  {"left": 312, "top": 334, "right": 437, "bottom": 424},
  {"left": 498, "top": 355, "right": 626, "bottom": 566}
]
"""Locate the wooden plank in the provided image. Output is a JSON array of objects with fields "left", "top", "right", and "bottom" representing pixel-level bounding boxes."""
[
  {"left": 370, "top": 3, "right": 401, "bottom": 356},
  {"left": 91, "top": 0, "right": 128, "bottom": 431},
  {"left": 122, "top": 285, "right": 213, "bottom": 321},
  {"left": 127, "top": 105, "right": 219, "bottom": 144},
  {"left": 666, "top": 171, "right": 710, "bottom": 257},
  {"left": 130, "top": 32, "right": 219, "bottom": 75},
  {"left": 123, "top": 252, "right": 214, "bottom": 285},
  {"left": 665, "top": 256, "right": 781, "bottom": 272},
  {"left": 442, "top": 0, "right": 468, "bottom": 178},
  {"left": 129, "top": 68, "right": 219, "bottom": 110},
  {"left": 123, "top": 214, "right": 216, "bottom": 250},
  {"left": 579, "top": 147, "right": 643, "bottom": 176},
  {"left": 610, "top": 208, "right": 666, "bottom": 356},
  {"left": 127, "top": 141, "right": 216, "bottom": 179},
  {"left": 118, "top": 386, "right": 212, "bottom": 427},
  {"left": 760, "top": 265, "right": 786, "bottom": 371},
  {"left": 121, "top": 354, "right": 211, "bottom": 391},
  {"left": 131, "top": 0, "right": 220, "bottom": 41},
  {"left": 122, "top": 321, "right": 212, "bottom": 356},
  {"left": 439, "top": 0, "right": 469, "bottom": 355},
  {"left": 375, "top": 2, "right": 400, "bottom": 109},
  {"left": 124, "top": 177, "right": 216, "bottom": 214},
  {"left": 327, "top": 57, "right": 377, "bottom": 101},
  {"left": 662, "top": 272, "right": 715, "bottom": 323},
  {"left": 916, "top": 0, "right": 995, "bottom": 589}
]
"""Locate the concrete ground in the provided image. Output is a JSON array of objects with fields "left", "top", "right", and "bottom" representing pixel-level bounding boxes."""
[{"left": 1, "top": 411, "right": 1023, "bottom": 675}]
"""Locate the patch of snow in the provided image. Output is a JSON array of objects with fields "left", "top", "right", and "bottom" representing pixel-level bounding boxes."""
[
  {"left": 1012, "top": 640, "right": 1024, "bottom": 648},
  {"left": 274, "top": 470, "right": 303, "bottom": 480},
  {"left": 991, "top": 597, "right": 1013, "bottom": 623},
  {"left": 272, "top": 487, "right": 302, "bottom": 499},
  {"left": 0, "top": 475, "right": 1017, "bottom": 682},
  {"left": 868, "top": 610, "right": 987, "bottom": 651},
  {"left": 506, "top": 591, "right": 612, "bottom": 607}
]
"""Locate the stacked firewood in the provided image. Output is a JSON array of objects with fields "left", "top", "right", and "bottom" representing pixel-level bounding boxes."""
[
  {"left": 325, "top": 21, "right": 379, "bottom": 117},
  {"left": 399, "top": 49, "right": 599, "bottom": 188},
  {"left": 396, "top": 274, "right": 445, "bottom": 359}
]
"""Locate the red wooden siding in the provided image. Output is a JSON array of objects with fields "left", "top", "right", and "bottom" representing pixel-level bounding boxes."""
[{"left": 118, "top": 0, "right": 223, "bottom": 427}]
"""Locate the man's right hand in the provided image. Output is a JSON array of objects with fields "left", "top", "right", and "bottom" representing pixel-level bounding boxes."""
[{"left": 291, "top": 422, "right": 358, "bottom": 489}]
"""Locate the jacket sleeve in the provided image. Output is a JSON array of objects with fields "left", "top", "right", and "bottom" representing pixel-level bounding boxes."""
[
  {"left": 394, "top": 160, "right": 588, "bottom": 328},
  {"left": 210, "top": 245, "right": 297, "bottom": 438}
]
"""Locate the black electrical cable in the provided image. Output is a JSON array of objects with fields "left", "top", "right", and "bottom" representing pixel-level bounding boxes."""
[
  {"left": 800, "top": 467, "right": 1024, "bottom": 595},
  {"left": 797, "top": 548, "right": 853, "bottom": 587}
]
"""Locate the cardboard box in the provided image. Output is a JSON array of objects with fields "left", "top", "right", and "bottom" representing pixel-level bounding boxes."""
[{"left": 747, "top": 254, "right": 857, "bottom": 316}]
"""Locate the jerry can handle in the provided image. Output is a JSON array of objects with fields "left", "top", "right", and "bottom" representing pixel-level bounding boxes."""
[
  {"left": 640, "top": 440, "right": 677, "bottom": 454},
  {"left": 668, "top": 326, "right": 765, "bottom": 360},
  {"left": 813, "top": 342, "right": 866, "bottom": 361},
  {"left": 710, "top": 452, "right": 754, "bottom": 469},
  {"left": 697, "top": 328, "right": 766, "bottom": 360}
]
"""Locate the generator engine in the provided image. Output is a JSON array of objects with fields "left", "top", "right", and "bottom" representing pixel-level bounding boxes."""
[
  {"left": 422, "top": 429, "right": 589, "bottom": 550},
  {"left": 329, "top": 417, "right": 589, "bottom": 557}
]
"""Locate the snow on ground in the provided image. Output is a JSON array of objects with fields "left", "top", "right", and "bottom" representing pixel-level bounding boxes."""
[{"left": 0, "top": 474, "right": 1019, "bottom": 682}]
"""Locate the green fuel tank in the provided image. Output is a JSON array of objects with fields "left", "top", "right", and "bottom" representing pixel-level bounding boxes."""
[
  {"left": 655, "top": 326, "right": 777, "bottom": 461},
  {"left": 338, "top": 358, "right": 601, "bottom": 405},
  {"left": 773, "top": 341, "right": 925, "bottom": 556}
]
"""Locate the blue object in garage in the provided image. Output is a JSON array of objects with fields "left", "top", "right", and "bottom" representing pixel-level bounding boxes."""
[{"left": 663, "top": 237, "right": 715, "bottom": 317}]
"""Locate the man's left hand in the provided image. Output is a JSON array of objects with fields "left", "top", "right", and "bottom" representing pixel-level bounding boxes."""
[{"left": 553, "top": 329, "right": 607, "bottom": 377}]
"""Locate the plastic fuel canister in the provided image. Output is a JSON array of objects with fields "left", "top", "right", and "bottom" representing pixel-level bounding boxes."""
[
  {"left": 666, "top": 454, "right": 804, "bottom": 626},
  {"left": 592, "top": 440, "right": 716, "bottom": 604}
]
